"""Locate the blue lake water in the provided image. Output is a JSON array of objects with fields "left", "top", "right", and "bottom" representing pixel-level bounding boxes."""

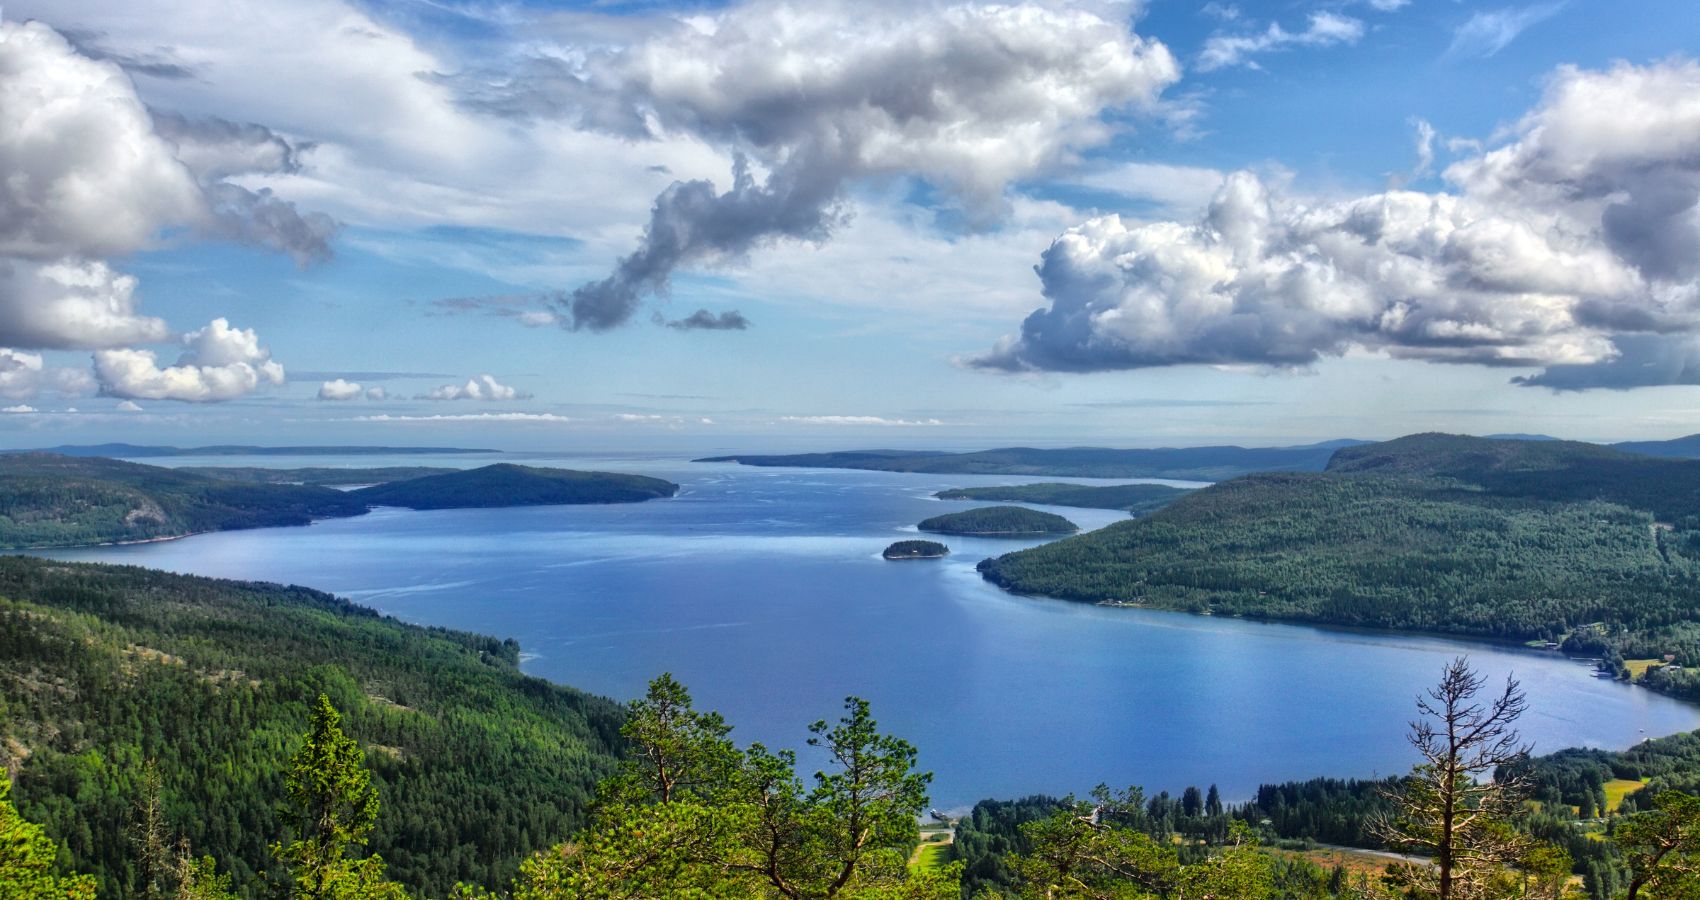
[{"left": 39, "top": 452, "right": 1700, "bottom": 809}]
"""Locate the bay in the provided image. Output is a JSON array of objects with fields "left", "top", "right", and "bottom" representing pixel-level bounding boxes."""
[{"left": 39, "top": 452, "right": 1700, "bottom": 809}]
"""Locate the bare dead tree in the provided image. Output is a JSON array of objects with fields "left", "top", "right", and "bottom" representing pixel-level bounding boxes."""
[{"left": 1375, "top": 656, "right": 1532, "bottom": 900}]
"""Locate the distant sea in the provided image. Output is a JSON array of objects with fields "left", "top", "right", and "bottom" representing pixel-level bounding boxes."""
[{"left": 41, "top": 451, "right": 1700, "bottom": 809}]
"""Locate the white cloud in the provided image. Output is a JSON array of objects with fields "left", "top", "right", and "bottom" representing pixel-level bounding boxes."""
[
  {"left": 418, "top": 373, "right": 530, "bottom": 401},
  {"left": 780, "top": 415, "right": 945, "bottom": 426},
  {"left": 0, "top": 258, "right": 171, "bottom": 350},
  {"left": 352, "top": 412, "right": 572, "bottom": 423},
  {"left": 1198, "top": 11, "right": 1365, "bottom": 72},
  {"left": 1448, "top": 4, "right": 1565, "bottom": 59},
  {"left": 317, "top": 378, "right": 362, "bottom": 400},
  {"left": 2, "top": 405, "right": 38, "bottom": 414},
  {"left": 1069, "top": 162, "right": 1227, "bottom": 217},
  {"left": 94, "top": 318, "right": 286, "bottom": 401},
  {"left": 364, "top": 386, "right": 387, "bottom": 401},
  {"left": 115, "top": 399, "right": 142, "bottom": 411},
  {"left": 0, "top": 347, "right": 95, "bottom": 400},
  {"left": 976, "top": 59, "right": 1700, "bottom": 390}
]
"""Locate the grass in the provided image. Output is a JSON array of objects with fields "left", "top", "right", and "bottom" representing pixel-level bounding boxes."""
[
  {"left": 1604, "top": 778, "right": 1650, "bottom": 812},
  {"left": 1625, "top": 659, "right": 1666, "bottom": 680},
  {"left": 911, "top": 842, "right": 952, "bottom": 872}
]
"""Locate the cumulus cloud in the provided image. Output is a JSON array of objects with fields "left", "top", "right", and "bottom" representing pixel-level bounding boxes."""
[
  {"left": 0, "top": 348, "right": 95, "bottom": 400},
  {"left": 662, "top": 309, "right": 751, "bottom": 331},
  {"left": 461, "top": 0, "right": 1179, "bottom": 331},
  {"left": 2, "top": 405, "right": 38, "bottom": 414},
  {"left": 1197, "top": 11, "right": 1365, "bottom": 72},
  {"left": 115, "top": 399, "right": 142, "bottom": 411},
  {"left": 94, "top": 318, "right": 286, "bottom": 402},
  {"left": 418, "top": 374, "right": 530, "bottom": 401},
  {"left": 365, "top": 386, "right": 387, "bottom": 401},
  {"left": 1448, "top": 4, "right": 1565, "bottom": 59},
  {"left": 974, "top": 59, "right": 1700, "bottom": 390},
  {"left": 0, "top": 258, "right": 170, "bottom": 349},
  {"left": 317, "top": 378, "right": 363, "bottom": 400}
]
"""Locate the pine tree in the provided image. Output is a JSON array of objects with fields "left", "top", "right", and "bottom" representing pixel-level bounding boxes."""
[{"left": 274, "top": 694, "right": 407, "bottom": 900}]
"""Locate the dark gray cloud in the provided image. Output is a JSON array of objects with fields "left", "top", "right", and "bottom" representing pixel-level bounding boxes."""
[
  {"left": 661, "top": 308, "right": 751, "bottom": 331},
  {"left": 1512, "top": 335, "right": 1700, "bottom": 391},
  {"left": 152, "top": 111, "right": 340, "bottom": 266},
  {"left": 559, "top": 154, "right": 838, "bottom": 330},
  {"left": 444, "top": 0, "right": 1180, "bottom": 333}
]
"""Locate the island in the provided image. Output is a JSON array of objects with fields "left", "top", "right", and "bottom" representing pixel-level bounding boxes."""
[
  {"left": 934, "top": 482, "right": 1194, "bottom": 515},
  {"left": 883, "top": 539, "right": 950, "bottom": 560},
  {"left": 916, "top": 506, "right": 1078, "bottom": 537},
  {"left": 181, "top": 466, "right": 458, "bottom": 486},
  {"left": 694, "top": 442, "right": 1365, "bottom": 481},
  {"left": 351, "top": 463, "right": 679, "bottom": 510}
]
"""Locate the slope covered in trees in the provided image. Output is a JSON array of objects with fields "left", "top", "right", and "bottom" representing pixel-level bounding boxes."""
[
  {"left": 979, "top": 434, "right": 1700, "bottom": 645},
  {"left": 0, "top": 556, "right": 624, "bottom": 896},
  {"left": 934, "top": 482, "right": 1194, "bottom": 514},
  {"left": 917, "top": 506, "right": 1078, "bottom": 537},
  {"left": 350, "top": 464, "right": 678, "bottom": 509},
  {"left": 0, "top": 454, "right": 370, "bottom": 549}
]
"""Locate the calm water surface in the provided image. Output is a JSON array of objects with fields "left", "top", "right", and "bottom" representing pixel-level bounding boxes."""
[{"left": 41, "top": 452, "right": 1700, "bottom": 808}]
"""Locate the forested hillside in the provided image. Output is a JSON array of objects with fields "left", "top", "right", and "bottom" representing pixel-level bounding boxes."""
[
  {"left": 0, "top": 455, "right": 369, "bottom": 549},
  {"left": 0, "top": 556, "right": 624, "bottom": 896},
  {"left": 697, "top": 441, "right": 1360, "bottom": 480},
  {"left": 180, "top": 466, "right": 455, "bottom": 486},
  {"left": 979, "top": 435, "right": 1700, "bottom": 648}
]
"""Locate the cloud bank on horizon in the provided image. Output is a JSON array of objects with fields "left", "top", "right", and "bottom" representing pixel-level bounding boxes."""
[{"left": 975, "top": 59, "right": 1700, "bottom": 391}]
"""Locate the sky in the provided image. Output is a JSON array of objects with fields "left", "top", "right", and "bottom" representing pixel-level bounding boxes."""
[{"left": 1, "top": 0, "right": 1697, "bottom": 451}]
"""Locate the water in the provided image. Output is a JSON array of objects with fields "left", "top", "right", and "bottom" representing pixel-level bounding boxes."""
[{"left": 39, "top": 453, "right": 1700, "bottom": 809}]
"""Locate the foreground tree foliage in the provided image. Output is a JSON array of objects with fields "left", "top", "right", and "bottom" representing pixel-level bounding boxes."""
[
  {"left": 509, "top": 675, "right": 952, "bottom": 899},
  {"left": 0, "top": 771, "right": 96, "bottom": 900}
]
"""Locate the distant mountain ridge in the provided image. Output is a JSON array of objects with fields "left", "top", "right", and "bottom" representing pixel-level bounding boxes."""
[
  {"left": 697, "top": 441, "right": 1369, "bottom": 481},
  {"left": 9, "top": 443, "right": 500, "bottom": 457}
]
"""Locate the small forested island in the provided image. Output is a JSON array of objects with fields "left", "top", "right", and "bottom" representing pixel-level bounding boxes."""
[
  {"left": 351, "top": 463, "right": 679, "bottom": 509},
  {"left": 935, "top": 482, "right": 1194, "bottom": 514},
  {"left": 917, "top": 505, "right": 1078, "bottom": 536},
  {"left": 883, "top": 539, "right": 950, "bottom": 559}
]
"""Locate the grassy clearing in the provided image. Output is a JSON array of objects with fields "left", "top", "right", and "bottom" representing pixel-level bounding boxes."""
[
  {"left": 1604, "top": 778, "right": 1650, "bottom": 811},
  {"left": 1625, "top": 659, "right": 1665, "bottom": 680},
  {"left": 911, "top": 842, "right": 953, "bottom": 871}
]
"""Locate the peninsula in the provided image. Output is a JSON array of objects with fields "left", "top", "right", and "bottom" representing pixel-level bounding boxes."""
[{"left": 917, "top": 506, "right": 1078, "bottom": 537}]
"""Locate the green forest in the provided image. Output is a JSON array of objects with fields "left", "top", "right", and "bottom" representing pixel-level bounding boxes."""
[
  {"left": 0, "top": 556, "right": 624, "bottom": 896},
  {"left": 179, "top": 468, "right": 456, "bottom": 487},
  {"left": 696, "top": 443, "right": 1351, "bottom": 481},
  {"left": 933, "top": 483, "right": 1194, "bottom": 515},
  {"left": 349, "top": 465, "right": 678, "bottom": 510},
  {"left": 917, "top": 506, "right": 1079, "bottom": 537},
  {"left": 884, "top": 540, "right": 950, "bottom": 559},
  {"left": 979, "top": 435, "right": 1700, "bottom": 661}
]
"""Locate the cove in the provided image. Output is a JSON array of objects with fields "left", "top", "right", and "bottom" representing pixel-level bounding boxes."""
[{"left": 39, "top": 452, "right": 1700, "bottom": 809}]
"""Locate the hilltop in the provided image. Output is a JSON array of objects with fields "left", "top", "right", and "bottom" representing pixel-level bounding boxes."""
[
  {"left": 351, "top": 464, "right": 679, "bottom": 509},
  {"left": 978, "top": 434, "right": 1700, "bottom": 656}
]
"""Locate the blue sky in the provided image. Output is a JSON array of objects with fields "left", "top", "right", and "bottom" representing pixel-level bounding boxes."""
[{"left": 2, "top": 0, "right": 1698, "bottom": 450}]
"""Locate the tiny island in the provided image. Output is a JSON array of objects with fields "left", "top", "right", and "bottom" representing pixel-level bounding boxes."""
[
  {"left": 916, "top": 505, "right": 1079, "bottom": 537},
  {"left": 883, "top": 539, "right": 950, "bottom": 560}
]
